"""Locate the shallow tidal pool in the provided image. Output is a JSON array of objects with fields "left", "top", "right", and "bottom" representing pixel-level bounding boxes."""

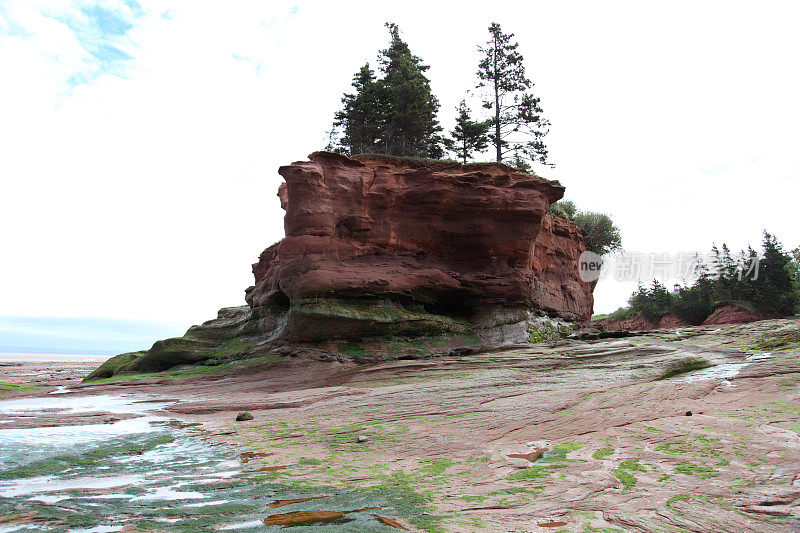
[{"left": 0, "top": 395, "right": 407, "bottom": 531}]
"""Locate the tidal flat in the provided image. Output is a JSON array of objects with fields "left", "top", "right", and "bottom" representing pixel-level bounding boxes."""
[{"left": 2, "top": 318, "right": 800, "bottom": 531}]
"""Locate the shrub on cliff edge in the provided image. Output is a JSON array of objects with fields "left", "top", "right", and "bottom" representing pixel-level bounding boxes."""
[{"left": 549, "top": 200, "right": 622, "bottom": 256}]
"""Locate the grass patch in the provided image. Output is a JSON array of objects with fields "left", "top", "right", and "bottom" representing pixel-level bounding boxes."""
[
  {"left": 490, "top": 486, "right": 542, "bottom": 495},
  {"left": 592, "top": 448, "right": 614, "bottom": 460},
  {"left": 613, "top": 469, "right": 637, "bottom": 491},
  {"left": 613, "top": 458, "right": 646, "bottom": 491},
  {"left": 749, "top": 328, "right": 800, "bottom": 351},
  {"left": 352, "top": 153, "right": 535, "bottom": 175},
  {"left": 666, "top": 493, "right": 726, "bottom": 510},
  {"left": 419, "top": 458, "right": 454, "bottom": 476},
  {"left": 359, "top": 471, "right": 443, "bottom": 533},
  {"left": 658, "top": 356, "right": 712, "bottom": 379},
  {"left": 674, "top": 461, "right": 719, "bottom": 479},
  {"left": 0, "top": 382, "right": 37, "bottom": 394},
  {"left": 655, "top": 441, "right": 692, "bottom": 454},
  {"left": 507, "top": 464, "right": 563, "bottom": 481},
  {"left": 539, "top": 442, "right": 584, "bottom": 463}
]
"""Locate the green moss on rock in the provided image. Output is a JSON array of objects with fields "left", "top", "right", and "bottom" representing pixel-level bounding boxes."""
[
  {"left": 287, "top": 299, "right": 469, "bottom": 342},
  {"left": 83, "top": 351, "right": 144, "bottom": 381},
  {"left": 127, "top": 337, "right": 218, "bottom": 372}
]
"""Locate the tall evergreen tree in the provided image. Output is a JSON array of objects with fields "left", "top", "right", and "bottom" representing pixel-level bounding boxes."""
[
  {"left": 333, "top": 64, "right": 387, "bottom": 155},
  {"left": 330, "top": 24, "right": 443, "bottom": 158},
  {"left": 477, "top": 22, "right": 551, "bottom": 166},
  {"left": 378, "top": 23, "right": 443, "bottom": 158},
  {"left": 789, "top": 247, "right": 800, "bottom": 311},
  {"left": 754, "top": 231, "right": 797, "bottom": 315},
  {"left": 443, "top": 99, "right": 489, "bottom": 164}
]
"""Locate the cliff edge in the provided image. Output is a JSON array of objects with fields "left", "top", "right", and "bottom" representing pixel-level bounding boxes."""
[{"left": 87, "top": 152, "right": 595, "bottom": 379}]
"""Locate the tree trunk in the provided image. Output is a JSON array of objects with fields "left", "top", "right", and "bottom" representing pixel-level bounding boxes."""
[
  {"left": 493, "top": 34, "right": 501, "bottom": 162},
  {"left": 495, "top": 82, "right": 501, "bottom": 162}
]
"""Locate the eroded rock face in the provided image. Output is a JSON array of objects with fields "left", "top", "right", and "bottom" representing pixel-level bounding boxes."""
[
  {"left": 594, "top": 313, "right": 689, "bottom": 332},
  {"left": 595, "top": 303, "right": 776, "bottom": 333},
  {"left": 702, "top": 302, "right": 776, "bottom": 325},
  {"left": 88, "top": 152, "right": 596, "bottom": 378},
  {"left": 245, "top": 152, "right": 593, "bottom": 344},
  {"left": 531, "top": 213, "right": 596, "bottom": 320}
]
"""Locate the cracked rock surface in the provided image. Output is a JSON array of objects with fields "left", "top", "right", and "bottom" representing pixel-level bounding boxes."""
[{"left": 16, "top": 318, "right": 800, "bottom": 531}]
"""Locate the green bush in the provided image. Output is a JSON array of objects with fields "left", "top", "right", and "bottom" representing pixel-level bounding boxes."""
[
  {"left": 549, "top": 200, "right": 577, "bottom": 220},
  {"left": 549, "top": 200, "right": 621, "bottom": 256},
  {"left": 606, "top": 307, "right": 632, "bottom": 322},
  {"left": 573, "top": 211, "right": 622, "bottom": 256},
  {"left": 628, "top": 280, "right": 672, "bottom": 322},
  {"left": 672, "top": 284, "right": 713, "bottom": 325}
]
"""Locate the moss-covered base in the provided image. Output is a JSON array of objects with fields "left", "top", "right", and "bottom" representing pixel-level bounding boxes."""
[
  {"left": 85, "top": 297, "right": 576, "bottom": 381},
  {"left": 285, "top": 298, "right": 469, "bottom": 342}
]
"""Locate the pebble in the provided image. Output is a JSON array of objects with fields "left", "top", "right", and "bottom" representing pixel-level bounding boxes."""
[{"left": 357, "top": 435, "right": 368, "bottom": 443}]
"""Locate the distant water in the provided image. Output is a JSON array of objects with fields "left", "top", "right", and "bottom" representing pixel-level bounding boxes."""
[
  {"left": 0, "top": 394, "right": 409, "bottom": 531},
  {"left": 0, "top": 353, "right": 110, "bottom": 363},
  {"left": 0, "top": 316, "right": 187, "bottom": 356}
]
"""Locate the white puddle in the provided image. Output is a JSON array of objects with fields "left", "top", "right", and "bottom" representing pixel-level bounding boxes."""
[
  {"left": 185, "top": 499, "right": 232, "bottom": 507},
  {"left": 219, "top": 521, "right": 264, "bottom": 530},
  {"left": 0, "top": 392, "right": 394, "bottom": 531},
  {"left": 0, "top": 394, "right": 173, "bottom": 416},
  {"left": 0, "top": 416, "right": 157, "bottom": 445},
  {"left": 677, "top": 352, "right": 772, "bottom": 383},
  {"left": 1, "top": 475, "right": 144, "bottom": 497}
]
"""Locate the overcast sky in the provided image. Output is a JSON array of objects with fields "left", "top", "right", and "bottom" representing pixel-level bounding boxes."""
[{"left": 1, "top": 0, "right": 798, "bottom": 338}]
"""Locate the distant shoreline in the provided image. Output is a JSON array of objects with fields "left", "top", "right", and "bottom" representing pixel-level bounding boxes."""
[{"left": 0, "top": 352, "right": 109, "bottom": 363}]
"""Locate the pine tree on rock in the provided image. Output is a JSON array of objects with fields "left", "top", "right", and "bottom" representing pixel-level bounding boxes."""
[
  {"left": 333, "top": 63, "right": 388, "bottom": 155},
  {"left": 329, "top": 24, "right": 443, "bottom": 158},
  {"left": 379, "top": 23, "right": 443, "bottom": 158},
  {"left": 477, "top": 22, "right": 551, "bottom": 167},
  {"left": 444, "top": 99, "right": 489, "bottom": 164}
]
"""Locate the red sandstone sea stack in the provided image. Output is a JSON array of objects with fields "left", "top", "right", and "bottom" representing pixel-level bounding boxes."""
[
  {"left": 87, "top": 152, "right": 596, "bottom": 377},
  {"left": 246, "top": 152, "right": 594, "bottom": 338}
]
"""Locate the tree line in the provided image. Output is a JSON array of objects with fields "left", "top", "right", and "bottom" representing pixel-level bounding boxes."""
[
  {"left": 327, "top": 22, "right": 551, "bottom": 170},
  {"left": 600, "top": 232, "right": 800, "bottom": 325}
]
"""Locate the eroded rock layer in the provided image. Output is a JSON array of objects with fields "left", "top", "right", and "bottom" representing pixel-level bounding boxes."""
[
  {"left": 244, "top": 152, "right": 593, "bottom": 344},
  {"left": 88, "top": 152, "right": 595, "bottom": 378}
]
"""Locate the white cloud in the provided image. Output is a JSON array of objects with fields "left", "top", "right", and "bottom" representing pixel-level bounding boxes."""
[{"left": 0, "top": 0, "right": 798, "bottom": 327}]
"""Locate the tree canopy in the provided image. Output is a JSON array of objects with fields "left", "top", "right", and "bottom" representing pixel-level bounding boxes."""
[
  {"left": 550, "top": 200, "right": 622, "bottom": 256},
  {"left": 443, "top": 99, "right": 489, "bottom": 164},
  {"left": 604, "top": 231, "right": 799, "bottom": 325},
  {"left": 329, "top": 22, "right": 555, "bottom": 168},
  {"left": 331, "top": 23, "right": 442, "bottom": 158},
  {"left": 477, "top": 22, "right": 551, "bottom": 167}
]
